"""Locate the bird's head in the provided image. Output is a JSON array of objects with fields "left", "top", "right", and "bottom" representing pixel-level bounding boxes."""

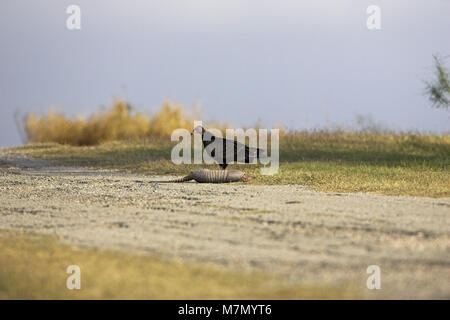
[{"left": 191, "top": 125, "right": 205, "bottom": 136}]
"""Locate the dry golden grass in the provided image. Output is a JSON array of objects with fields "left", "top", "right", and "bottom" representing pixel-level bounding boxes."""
[
  {"left": 0, "top": 230, "right": 359, "bottom": 299},
  {"left": 23, "top": 100, "right": 198, "bottom": 146}
]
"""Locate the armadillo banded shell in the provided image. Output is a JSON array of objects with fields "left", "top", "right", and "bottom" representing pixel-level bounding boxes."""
[
  {"left": 191, "top": 169, "right": 245, "bottom": 183},
  {"left": 155, "top": 169, "right": 251, "bottom": 183}
]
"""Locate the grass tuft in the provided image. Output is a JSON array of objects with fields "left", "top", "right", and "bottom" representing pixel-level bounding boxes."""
[{"left": 23, "top": 100, "right": 197, "bottom": 146}]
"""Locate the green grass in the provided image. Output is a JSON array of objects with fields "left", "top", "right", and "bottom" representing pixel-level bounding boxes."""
[
  {"left": 12, "top": 131, "right": 450, "bottom": 197},
  {"left": 0, "top": 230, "right": 359, "bottom": 299}
]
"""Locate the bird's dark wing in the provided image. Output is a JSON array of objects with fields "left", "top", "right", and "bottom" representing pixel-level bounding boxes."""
[
  {"left": 231, "top": 139, "right": 259, "bottom": 163},
  {"left": 255, "top": 146, "right": 266, "bottom": 158},
  {"left": 203, "top": 132, "right": 226, "bottom": 163},
  {"left": 220, "top": 137, "right": 265, "bottom": 163},
  {"left": 203, "top": 131, "right": 265, "bottom": 165}
]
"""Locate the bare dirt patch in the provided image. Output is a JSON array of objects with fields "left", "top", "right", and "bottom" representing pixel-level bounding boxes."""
[{"left": 0, "top": 149, "right": 449, "bottom": 298}]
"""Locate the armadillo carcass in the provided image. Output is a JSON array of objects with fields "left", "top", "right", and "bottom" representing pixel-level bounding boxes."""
[{"left": 155, "top": 169, "right": 253, "bottom": 183}]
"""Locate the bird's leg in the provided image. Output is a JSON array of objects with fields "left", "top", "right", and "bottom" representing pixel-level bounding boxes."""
[{"left": 219, "top": 163, "right": 228, "bottom": 170}]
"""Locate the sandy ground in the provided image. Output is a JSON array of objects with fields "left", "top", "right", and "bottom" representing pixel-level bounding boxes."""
[{"left": 0, "top": 149, "right": 449, "bottom": 299}]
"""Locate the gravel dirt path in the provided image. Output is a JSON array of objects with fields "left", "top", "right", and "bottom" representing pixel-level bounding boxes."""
[{"left": 0, "top": 149, "right": 449, "bottom": 298}]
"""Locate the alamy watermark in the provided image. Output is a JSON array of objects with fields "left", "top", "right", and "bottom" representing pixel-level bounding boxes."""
[
  {"left": 66, "top": 265, "right": 81, "bottom": 290},
  {"left": 171, "top": 121, "right": 279, "bottom": 175},
  {"left": 366, "top": 5, "right": 381, "bottom": 30},
  {"left": 366, "top": 265, "right": 381, "bottom": 289},
  {"left": 66, "top": 5, "right": 81, "bottom": 30}
]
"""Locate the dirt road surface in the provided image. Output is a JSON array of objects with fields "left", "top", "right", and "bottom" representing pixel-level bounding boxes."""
[{"left": 0, "top": 150, "right": 449, "bottom": 298}]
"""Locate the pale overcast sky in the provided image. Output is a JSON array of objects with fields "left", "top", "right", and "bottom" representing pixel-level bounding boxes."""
[{"left": 0, "top": 0, "right": 449, "bottom": 146}]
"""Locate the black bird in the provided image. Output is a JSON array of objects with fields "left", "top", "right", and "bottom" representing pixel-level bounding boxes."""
[{"left": 192, "top": 126, "right": 265, "bottom": 170}]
